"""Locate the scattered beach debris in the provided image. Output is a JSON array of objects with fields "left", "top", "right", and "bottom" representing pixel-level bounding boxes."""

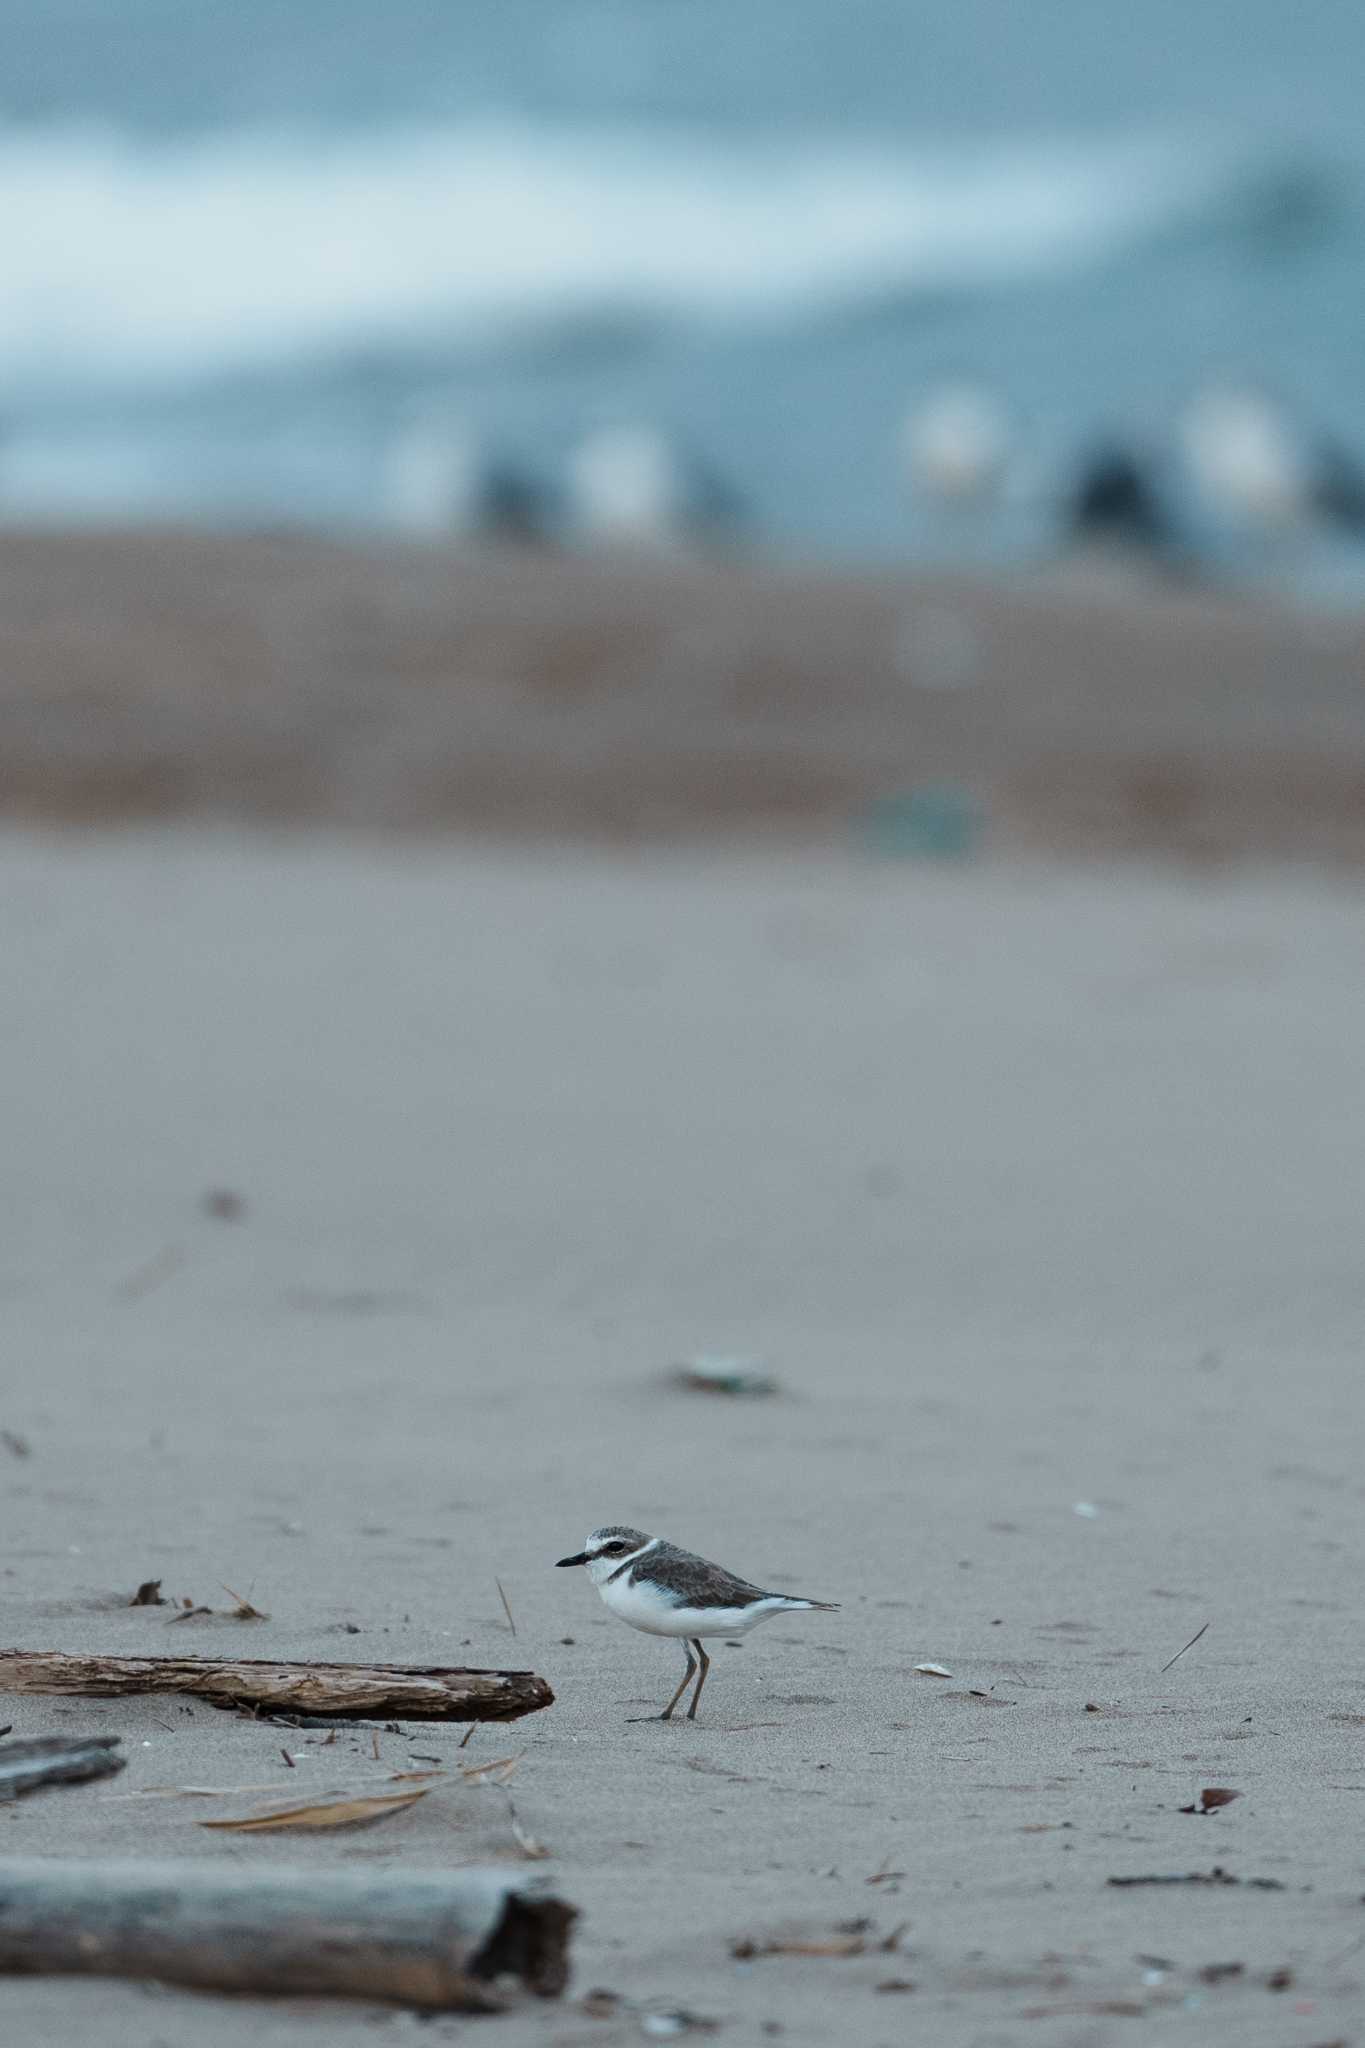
[
  {"left": 876, "top": 1977, "right": 916, "bottom": 1993},
  {"left": 732, "top": 1919, "right": 902, "bottom": 1962},
  {"left": 1107, "top": 1868, "right": 1285, "bottom": 1890},
  {"left": 639, "top": 2010, "right": 719, "bottom": 2037},
  {"left": 0, "top": 1857, "right": 576, "bottom": 2010},
  {"left": 1, "top": 1428, "right": 31, "bottom": 1460},
  {"left": 1198, "top": 1961, "right": 1244, "bottom": 1984},
  {"left": 128, "top": 1580, "right": 166, "bottom": 1607},
  {"left": 167, "top": 1601, "right": 215, "bottom": 1624},
  {"left": 115, "top": 1244, "right": 185, "bottom": 1301},
  {"left": 733, "top": 1933, "right": 865, "bottom": 1960},
  {"left": 1161, "top": 1620, "right": 1211, "bottom": 1674},
  {"left": 202, "top": 1787, "right": 431, "bottom": 1833},
  {"left": 113, "top": 1758, "right": 516, "bottom": 1805},
  {"left": 1020, "top": 2000, "right": 1146, "bottom": 2020},
  {"left": 669, "top": 1356, "right": 778, "bottom": 1398},
  {"left": 220, "top": 1585, "right": 269, "bottom": 1621},
  {"left": 0, "top": 1650, "right": 554, "bottom": 1723},
  {"left": 0, "top": 1736, "right": 126, "bottom": 1802},
  {"left": 857, "top": 785, "right": 981, "bottom": 859},
  {"left": 913, "top": 1662, "right": 954, "bottom": 1679},
  {"left": 201, "top": 1188, "right": 246, "bottom": 1221},
  {"left": 1179, "top": 1787, "right": 1242, "bottom": 1815}
]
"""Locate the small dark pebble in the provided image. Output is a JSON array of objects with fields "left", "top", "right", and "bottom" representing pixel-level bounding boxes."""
[
  {"left": 201, "top": 1189, "right": 247, "bottom": 1222},
  {"left": 1266, "top": 1966, "right": 1294, "bottom": 1991},
  {"left": 876, "top": 1979, "right": 915, "bottom": 1994}
]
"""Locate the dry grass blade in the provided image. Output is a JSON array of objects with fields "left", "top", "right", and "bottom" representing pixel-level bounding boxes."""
[
  {"left": 461, "top": 1754, "right": 519, "bottom": 1784},
  {"left": 1160, "top": 1620, "right": 1210, "bottom": 1674},
  {"left": 200, "top": 1787, "right": 430, "bottom": 1832},
  {"left": 221, "top": 1585, "right": 269, "bottom": 1621},
  {"left": 731, "top": 1933, "right": 867, "bottom": 1959},
  {"left": 503, "top": 1788, "right": 549, "bottom": 1859},
  {"left": 113, "top": 1768, "right": 448, "bottom": 1801},
  {"left": 495, "top": 1578, "right": 517, "bottom": 1637}
]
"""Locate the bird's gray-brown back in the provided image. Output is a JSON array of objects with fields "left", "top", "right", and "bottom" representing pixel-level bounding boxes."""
[{"left": 611, "top": 1538, "right": 773, "bottom": 1607}]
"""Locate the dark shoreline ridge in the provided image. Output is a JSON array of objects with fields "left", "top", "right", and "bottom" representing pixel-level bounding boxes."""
[{"left": 3, "top": 528, "right": 1364, "bottom": 864}]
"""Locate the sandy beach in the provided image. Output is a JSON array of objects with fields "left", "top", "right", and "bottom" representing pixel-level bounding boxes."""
[
  {"left": 2, "top": 530, "right": 1365, "bottom": 861},
  {"left": 0, "top": 534, "right": 1362, "bottom": 2042},
  {"left": 1, "top": 791, "right": 1363, "bottom": 2043}
]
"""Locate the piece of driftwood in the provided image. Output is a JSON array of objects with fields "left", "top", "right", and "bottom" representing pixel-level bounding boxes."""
[
  {"left": 0, "top": 1736, "right": 125, "bottom": 1801},
  {"left": 0, "top": 1858, "right": 575, "bottom": 2010},
  {"left": 0, "top": 1652, "right": 552, "bottom": 1722}
]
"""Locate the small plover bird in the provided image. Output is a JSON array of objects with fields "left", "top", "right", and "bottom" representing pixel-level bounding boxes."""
[{"left": 555, "top": 1525, "right": 838, "bottom": 1721}]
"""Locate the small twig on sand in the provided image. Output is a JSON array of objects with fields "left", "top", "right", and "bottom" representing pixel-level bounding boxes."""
[
  {"left": 1160, "top": 1620, "right": 1211, "bottom": 1675},
  {"left": 495, "top": 1580, "right": 517, "bottom": 1638},
  {"left": 115, "top": 1246, "right": 185, "bottom": 1301}
]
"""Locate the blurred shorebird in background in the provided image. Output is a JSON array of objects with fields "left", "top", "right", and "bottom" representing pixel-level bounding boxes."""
[
  {"left": 565, "top": 423, "right": 745, "bottom": 553},
  {"left": 381, "top": 404, "right": 556, "bottom": 544}
]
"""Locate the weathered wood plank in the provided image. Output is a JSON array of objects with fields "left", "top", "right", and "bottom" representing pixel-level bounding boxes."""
[
  {"left": 0, "top": 1858, "right": 575, "bottom": 2009},
  {"left": 0, "top": 1651, "right": 552, "bottom": 1722}
]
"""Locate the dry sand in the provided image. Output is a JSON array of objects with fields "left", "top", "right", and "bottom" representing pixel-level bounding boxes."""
[{"left": 1, "top": 826, "right": 1363, "bottom": 2045}]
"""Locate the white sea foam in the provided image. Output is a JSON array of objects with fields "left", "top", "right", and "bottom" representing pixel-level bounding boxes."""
[{"left": 0, "top": 119, "right": 1252, "bottom": 393}]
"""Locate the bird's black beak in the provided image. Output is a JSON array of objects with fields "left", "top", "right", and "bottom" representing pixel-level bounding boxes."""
[{"left": 555, "top": 1551, "right": 589, "bottom": 1568}]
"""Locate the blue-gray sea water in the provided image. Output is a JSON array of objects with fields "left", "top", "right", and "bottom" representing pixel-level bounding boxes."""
[{"left": 4, "top": 0, "right": 1365, "bottom": 585}]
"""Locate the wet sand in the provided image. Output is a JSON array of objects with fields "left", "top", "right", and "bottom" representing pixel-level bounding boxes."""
[
  {"left": 2, "top": 528, "right": 1365, "bottom": 861},
  {"left": 2, "top": 827, "right": 1364, "bottom": 2045}
]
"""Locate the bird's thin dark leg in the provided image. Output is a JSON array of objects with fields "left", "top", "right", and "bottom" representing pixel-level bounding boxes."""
[
  {"left": 659, "top": 1643, "right": 697, "bottom": 1721},
  {"left": 686, "top": 1639, "right": 711, "bottom": 1720}
]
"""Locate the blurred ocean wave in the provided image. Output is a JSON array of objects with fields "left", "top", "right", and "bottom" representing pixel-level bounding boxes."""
[{"left": 0, "top": 118, "right": 1340, "bottom": 395}]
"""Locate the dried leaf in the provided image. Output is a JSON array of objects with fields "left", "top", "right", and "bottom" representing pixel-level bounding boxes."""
[
  {"left": 913, "top": 1662, "right": 953, "bottom": 1678},
  {"left": 730, "top": 1933, "right": 866, "bottom": 1959},
  {"left": 221, "top": 1584, "right": 269, "bottom": 1621},
  {"left": 1179, "top": 1787, "right": 1241, "bottom": 1815},
  {"left": 201, "top": 1787, "right": 429, "bottom": 1831},
  {"left": 129, "top": 1580, "right": 165, "bottom": 1607}
]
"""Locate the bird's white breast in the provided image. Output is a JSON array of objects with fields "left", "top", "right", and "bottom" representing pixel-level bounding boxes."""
[{"left": 597, "top": 1573, "right": 790, "bottom": 1639}]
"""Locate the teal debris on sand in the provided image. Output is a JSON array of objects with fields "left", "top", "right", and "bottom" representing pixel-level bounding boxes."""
[{"left": 858, "top": 785, "right": 981, "bottom": 859}]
